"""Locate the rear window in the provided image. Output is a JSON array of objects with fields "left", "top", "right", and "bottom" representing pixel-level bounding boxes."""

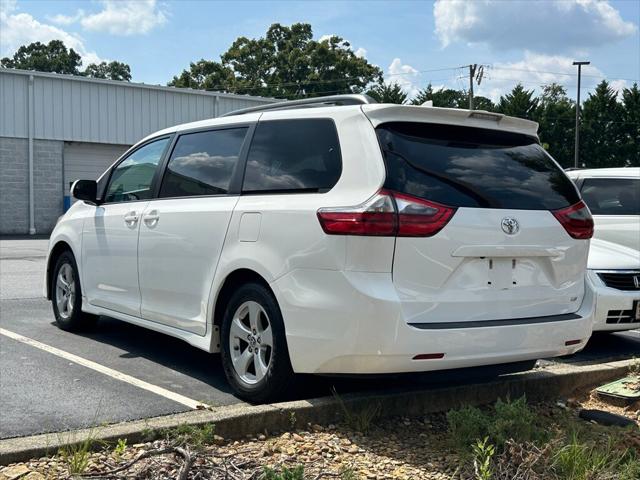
[
  {"left": 377, "top": 122, "right": 580, "bottom": 210},
  {"left": 580, "top": 178, "right": 639, "bottom": 215},
  {"left": 242, "top": 119, "right": 342, "bottom": 193}
]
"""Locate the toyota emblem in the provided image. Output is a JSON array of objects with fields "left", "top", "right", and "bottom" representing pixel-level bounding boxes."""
[{"left": 501, "top": 217, "right": 519, "bottom": 235}]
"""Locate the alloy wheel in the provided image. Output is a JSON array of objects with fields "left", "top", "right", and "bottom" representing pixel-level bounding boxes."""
[
  {"left": 229, "top": 300, "right": 273, "bottom": 384},
  {"left": 55, "top": 263, "right": 75, "bottom": 319}
]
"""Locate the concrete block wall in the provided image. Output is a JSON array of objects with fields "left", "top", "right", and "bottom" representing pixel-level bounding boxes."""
[
  {"left": 0, "top": 136, "right": 63, "bottom": 235},
  {"left": 34, "top": 140, "right": 63, "bottom": 234},
  {"left": 0, "top": 137, "right": 29, "bottom": 234}
]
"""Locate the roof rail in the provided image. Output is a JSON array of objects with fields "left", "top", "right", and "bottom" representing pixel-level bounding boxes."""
[{"left": 220, "top": 94, "right": 377, "bottom": 117}]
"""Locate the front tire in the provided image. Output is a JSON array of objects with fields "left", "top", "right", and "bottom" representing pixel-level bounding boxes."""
[
  {"left": 220, "top": 282, "right": 293, "bottom": 403},
  {"left": 51, "top": 251, "right": 97, "bottom": 331}
]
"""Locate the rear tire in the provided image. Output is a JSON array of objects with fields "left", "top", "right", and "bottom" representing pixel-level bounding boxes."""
[
  {"left": 51, "top": 251, "right": 97, "bottom": 331},
  {"left": 220, "top": 282, "right": 293, "bottom": 403}
]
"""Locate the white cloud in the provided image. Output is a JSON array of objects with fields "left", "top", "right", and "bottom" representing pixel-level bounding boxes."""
[
  {"left": 1, "top": 6, "right": 102, "bottom": 66},
  {"left": 47, "top": 10, "right": 85, "bottom": 26},
  {"left": 318, "top": 34, "right": 334, "bottom": 43},
  {"left": 80, "top": 0, "right": 167, "bottom": 35},
  {"left": 354, "top": 47, "right": 367, "bottom": 59},
  {"left": 476, "top": 51, "right": 605, "bottom": 102},
  {"left": 0, "top": 0, "right": 16, "bottom": 15},
  {"left": 434, "top": 0, "right": 637, "bottom": 53},
  {"left": 387, "top": 58, "right": 421, "bottom": 98}
]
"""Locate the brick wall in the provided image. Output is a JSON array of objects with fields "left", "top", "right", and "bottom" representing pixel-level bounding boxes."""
[{"left": 0, "top": 137, "right": 63, "bottom": 235}]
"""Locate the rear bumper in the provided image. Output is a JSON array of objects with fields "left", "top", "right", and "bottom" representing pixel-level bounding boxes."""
[
  {"left": 273, "top": 269, "right": 594, "bottom": 374},
  {"left": 587, "top": 270, "right": 640, "bottom": 332}
]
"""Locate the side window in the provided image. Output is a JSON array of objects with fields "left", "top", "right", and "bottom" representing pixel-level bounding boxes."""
[
  {"left": 242, "top": 119, "right": 342, "bottom": 193},
  {"left": 581, "top": 178, "right": 640, "bottom": 215},
  {"left": 159, "top": 127, "right": 248, "bottom": 198},
  {"left": 104, "top": 138, "right": 169, "bottom": 203}
]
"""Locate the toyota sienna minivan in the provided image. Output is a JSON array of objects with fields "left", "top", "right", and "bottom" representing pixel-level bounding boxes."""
[{"left": 46, "top": 95, "right": 595, "bottom": 402}]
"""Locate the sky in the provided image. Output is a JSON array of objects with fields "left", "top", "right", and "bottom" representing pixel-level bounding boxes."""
[{"left": 1, "top": 0, "right": 638, "bottom": 102}]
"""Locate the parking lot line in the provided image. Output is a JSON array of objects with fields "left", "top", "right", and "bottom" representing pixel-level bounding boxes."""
[{"left": 0, "top": 327, "right": 210, "bottom": 410}]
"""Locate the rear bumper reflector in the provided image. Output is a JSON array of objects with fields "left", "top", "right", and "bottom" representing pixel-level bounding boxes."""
[
  {"left": 408, "top": 313, "right": 581, "bottom": 330},
  {"left": 565, "top": 339, "right": 582, "bottom": 346}
]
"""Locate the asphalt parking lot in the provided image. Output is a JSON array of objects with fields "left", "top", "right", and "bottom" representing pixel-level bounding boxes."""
[{"left": 1, "top": 238, "right": 638, "bottom": 440}]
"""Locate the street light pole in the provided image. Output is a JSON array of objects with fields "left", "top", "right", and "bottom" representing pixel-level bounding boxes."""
[{"left": 573, "top": 61, "right": 590, "bottom": 168}]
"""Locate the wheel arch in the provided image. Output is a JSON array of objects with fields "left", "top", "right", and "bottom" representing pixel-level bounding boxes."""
[
  {"left": 46, "top": 241, "right": 74, "bottom": 299},
  {"left": 212, "top": 268, "right": 276, "bottom": 331}
]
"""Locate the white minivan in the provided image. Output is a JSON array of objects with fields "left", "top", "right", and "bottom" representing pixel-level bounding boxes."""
[{"left": 46, "top": 95, "right": 595, "bottom": 402}]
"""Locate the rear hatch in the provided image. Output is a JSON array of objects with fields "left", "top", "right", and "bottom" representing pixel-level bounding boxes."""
[{"left": 369, "top": 110, "right": 592, "bottom": 325}]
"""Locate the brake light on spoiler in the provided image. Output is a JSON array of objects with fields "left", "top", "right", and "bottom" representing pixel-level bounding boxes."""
[
  {"left": 317, "top": 190, "right": 456, "bottom": 237},
  {"left": 552, "top": 200, "right": 594, "bottom": 240}
]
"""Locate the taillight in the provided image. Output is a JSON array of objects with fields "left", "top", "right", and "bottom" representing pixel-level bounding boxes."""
[
  {"left": 317, "top": 190, "right": 456, "bottom": 237},
  {"left": 393, "top": 191, "right": 456, "bottom": 237},
  {"left": 552, "top": 200, "right": 593, "bottom": 240}
]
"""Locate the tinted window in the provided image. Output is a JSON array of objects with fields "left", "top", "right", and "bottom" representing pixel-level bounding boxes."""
[
  {"left": 581, "top": 178, "right": 639, "bottom": 215},
  {"left": 243, "top": 119, "right": 341, "bottom": 193},
  {"left": 160, "top": 128, "right": 248, "bottom": 198},
  {"left": 377, "top": 122, "right": 579, "bottom": 210},
  {"left": 105, "top": 138, "right": 169, "bottom": 203}
]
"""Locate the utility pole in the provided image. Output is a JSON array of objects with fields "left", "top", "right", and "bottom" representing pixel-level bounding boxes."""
[
  {"left": 573, "top": 61, "right": 590, "bottom": 168},
  {"left": 468, "top": 64, "right": 477, "bottom": 110}
]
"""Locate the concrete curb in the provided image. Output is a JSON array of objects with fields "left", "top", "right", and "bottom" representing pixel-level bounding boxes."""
[{"left": 1, "top": 359, "right": 634, "bottom": 465}]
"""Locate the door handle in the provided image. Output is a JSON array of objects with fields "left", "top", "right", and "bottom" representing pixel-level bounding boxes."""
[
  {"left": 143, "top": 210, "right": 159, "bottom": 227},
  {"left": 123, "top": 211, "right": 139, "bottom": 226}
]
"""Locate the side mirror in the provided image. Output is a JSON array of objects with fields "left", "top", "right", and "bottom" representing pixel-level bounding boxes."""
[{"left": 71, "top": 179, "right": 98, "bottom": 205}]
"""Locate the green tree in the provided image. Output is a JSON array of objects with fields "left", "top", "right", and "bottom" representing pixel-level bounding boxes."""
[
  {"left": 83, "top": 61, "right": 131, "bottom": 81},
  {"left": 620, "top": 83, "right": 640, "bottom": 166},
  {"left": 581, "top": 80, "right": 625, "bottom": 168},
  {"left": 1, "top": 40, "right": 132, "bottom": 81},
  {"left": 367, "top": 82, "right": 407, "bottom": 104},
  {"left": 411, "top": 84, "right": 495, "bottom": 110},
  {"left": 536, "top": 83, "right": 575, "bottom": 168},
  {"left": 410, "top": 84, "right": 465, "bottom": 108},
  {"left": 472, "top": 95, "right": 497, "bottom": 112},
  {"left": 169, "top": 23, "right": 382, "bottom": 98},
  {"left": 497, "top": 84, "right": 539, "bottom": 120},
  {"left": 1, "top": 40, "right": 82, "bottom": 74}
]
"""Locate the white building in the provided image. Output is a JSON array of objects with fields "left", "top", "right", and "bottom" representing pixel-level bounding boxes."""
[{"left": 0, "top": 68, "right": 274, "bottom": 234}]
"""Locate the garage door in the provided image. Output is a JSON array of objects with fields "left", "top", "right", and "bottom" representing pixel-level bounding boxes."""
[{"left": 63, "top": 142, "right": 130, "bottom": 209}]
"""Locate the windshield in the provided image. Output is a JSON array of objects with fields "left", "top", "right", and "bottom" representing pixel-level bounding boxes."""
[{"left": 377, "top": 122, "right": 580, "bottom": 210}]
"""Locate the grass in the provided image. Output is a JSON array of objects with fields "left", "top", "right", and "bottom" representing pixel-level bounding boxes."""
[
  {"left": 163, "top": 422, "right": 217, "bottom": 451},
  {"left": 57, "top": 429, "right": 102, "bottom": 476},
  {"left": 262, "top": 465, "right": 305, "bottom": 480},
  {"left": 446, "top": 396, "right": 640, "bottom": 480},
  {"left": 332, "top": 388, "right": 381, "bottom": 434},
  {"left": 447, "top": 396, "right": 545, "bottom": 453}
]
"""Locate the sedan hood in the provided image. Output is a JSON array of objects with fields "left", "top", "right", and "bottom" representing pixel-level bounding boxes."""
[{"left": 588, "top": 238, "right": 640, "bottom": 270}]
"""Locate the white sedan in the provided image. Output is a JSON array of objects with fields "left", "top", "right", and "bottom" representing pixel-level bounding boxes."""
[{"left": 587, "top": 238, "right": 640, "bottom": 332}]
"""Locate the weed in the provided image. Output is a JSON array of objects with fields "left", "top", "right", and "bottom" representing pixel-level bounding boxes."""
[
  {"left": 552, "top": 434, "right": 640, "bottom": 480},
  {"left": 113, "top": 438, "right": 127, "bottom": 459},
  {"left": 629, "top": 357, "right": 640, "bottom": 377},
  {"left": 340, "top": 467, "right": 358, "bottom": 480},
  {"left": 489, "top": 397, "right": 540, "bottom": 447},
  {"left": 262, "top": 465, "right": 305, "bottom": 480},
  {"left": 289, "top": 411, "right": 297, "bottom": 429},
  {"left": 471, "top": 437, "right": 495, "bottom": 480},
  {"left": 164, "top": 422, "right": 216, "bottom": 450},
  {"left": 447, "top": 396, "right": 544, "bottom": 453},
  {"left": 333, "top": 388, "right": 381, "bottom": 434},
  {"left": 447, "top": 405, "right": 490, "bottom": 451},
  {"left": 57, "top": 433, "right": 99, "bottom": 476}
]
